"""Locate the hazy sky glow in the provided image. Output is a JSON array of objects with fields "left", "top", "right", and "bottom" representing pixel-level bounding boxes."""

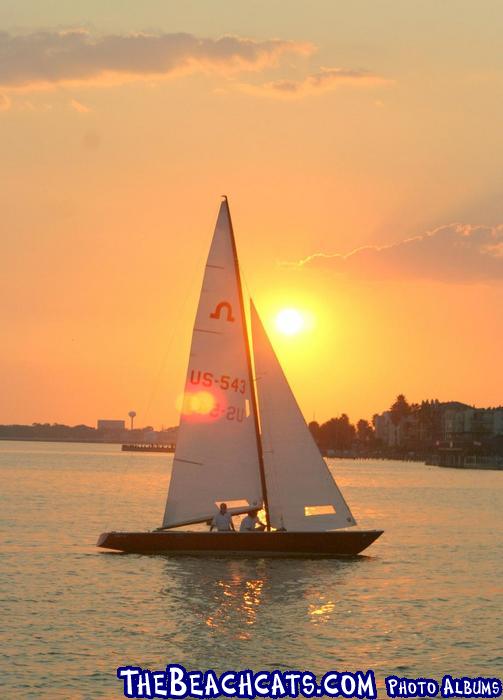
[{"left": 1, "top": 1, "right": 502, "bottom": 427}]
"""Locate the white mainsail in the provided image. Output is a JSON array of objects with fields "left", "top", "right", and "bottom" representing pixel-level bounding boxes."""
[
  {"left": 162, "top": 201, "right": 263, "bottom": 528},
  {"left": 251, "top": 300, "right": 357, "bottom": 532}
]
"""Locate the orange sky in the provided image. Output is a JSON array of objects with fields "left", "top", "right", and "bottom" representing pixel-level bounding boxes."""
[{"left": 1, "top": 2, "right": 502, "bottom": 427}]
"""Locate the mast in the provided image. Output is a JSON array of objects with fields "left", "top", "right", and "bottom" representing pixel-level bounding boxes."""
[{"left": 223, "top": 196, "right": 271, "bottom": 531}]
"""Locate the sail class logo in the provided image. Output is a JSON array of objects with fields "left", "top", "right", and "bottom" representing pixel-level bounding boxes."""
[{"left": 210, "top": 300, "right": 235, "bottom": 322}]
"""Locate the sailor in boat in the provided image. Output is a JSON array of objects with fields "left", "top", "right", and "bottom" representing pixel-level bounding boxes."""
[
  {"left": 209, "top": 503, "right": 236, "bottom": 532},
  {"left": 239, "top": 509, "right": 266, "bottom": 532}
]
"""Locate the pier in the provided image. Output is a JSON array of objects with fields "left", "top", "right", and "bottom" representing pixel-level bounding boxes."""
[{"left": 121, "top": 443, "right": 175, "bottom": 453}]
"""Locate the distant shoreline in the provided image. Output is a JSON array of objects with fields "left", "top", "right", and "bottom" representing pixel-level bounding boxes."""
[
  {"left": 0, "top": 436, "right": 123, "bottom": 445},
  {"left": 0, "top": 435, "right": 423, "bottom": 458}
]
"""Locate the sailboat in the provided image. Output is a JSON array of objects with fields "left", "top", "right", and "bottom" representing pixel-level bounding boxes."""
[{"left": 97, "top": 198, "right": 383, "bottom": 556}]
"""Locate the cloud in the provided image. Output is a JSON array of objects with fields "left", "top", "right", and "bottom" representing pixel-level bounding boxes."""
[
  {"left": 69, "top": 98, "right": 91, "bottom": 112},
  {"left": 0, "top": 93, "right": 11, "bottom": 110},
  {"left": 284, "top": 224, "right": 503, "bottom": 283},
  {"left": 239, "top": 66, "right": 393, "bottom": 98},
  {"left": 0, "top": 30, "right": 313, "bottom": 91}
]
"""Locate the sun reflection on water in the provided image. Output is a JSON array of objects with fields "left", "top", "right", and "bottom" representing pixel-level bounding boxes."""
[
  {"left": 205, "top": 572, "right": 264, "bottom": 640},
  {"left": 308, "top": 597, "right": 336, "bottom": 623}
]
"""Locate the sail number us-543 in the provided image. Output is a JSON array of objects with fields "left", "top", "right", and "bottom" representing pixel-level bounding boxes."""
[{"left": 190, "top": 370, "right": 246, "bottom": 394}]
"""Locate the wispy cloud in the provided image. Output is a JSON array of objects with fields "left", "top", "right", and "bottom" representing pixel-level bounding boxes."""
[
  {"left": 69, "top": 98, "right": 91, "bottom": 112},
  {"left": 239, "top": 67, "right": 393, "bottom": 98},
  {"left": 284, "top": 224, "right": 503, "bottom": 283},
  {"left": 0, "top": 93, "right": 11, "bottom": 110},
  {"left": 0, "top": 30, "right": 313, "bottom": 91}
]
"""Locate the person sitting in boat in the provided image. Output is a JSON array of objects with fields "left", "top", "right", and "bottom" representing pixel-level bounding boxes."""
[
  {"left": 210, "top": 503, "right": 235, "bottom": 532},
  {"left": 239, "top": 509, "right": 266, "bottom": 532}
]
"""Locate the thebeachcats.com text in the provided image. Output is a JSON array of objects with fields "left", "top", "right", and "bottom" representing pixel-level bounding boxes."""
[{"left": 116, "top": 665, "right": 502, "bottom": 699}]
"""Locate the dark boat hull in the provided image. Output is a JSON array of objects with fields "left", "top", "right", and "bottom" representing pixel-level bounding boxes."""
[{"left": 97, "top": 529, "right": 383, "bottom": 556}]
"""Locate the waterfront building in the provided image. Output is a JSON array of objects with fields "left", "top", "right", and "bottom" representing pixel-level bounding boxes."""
[{"left": 97, "top": 419, "right": 126, "bottom": 431}]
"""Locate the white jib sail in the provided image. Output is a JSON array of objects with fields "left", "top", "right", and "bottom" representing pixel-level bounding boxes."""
[
  {"left": 162, "top": 201, "right": 263, "bottom": 528},
  {"left": 251, "top": 300, "right": 357, "bottom": 532}
]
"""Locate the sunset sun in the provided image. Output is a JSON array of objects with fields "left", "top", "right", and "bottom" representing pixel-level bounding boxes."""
[{"left": 275, "top": 308, "right": 305, "bottom": 336}]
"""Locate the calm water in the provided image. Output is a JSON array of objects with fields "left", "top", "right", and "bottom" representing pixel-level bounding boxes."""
[{"left": 1, "top": 441, "right": 502, "bottom": 699}]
